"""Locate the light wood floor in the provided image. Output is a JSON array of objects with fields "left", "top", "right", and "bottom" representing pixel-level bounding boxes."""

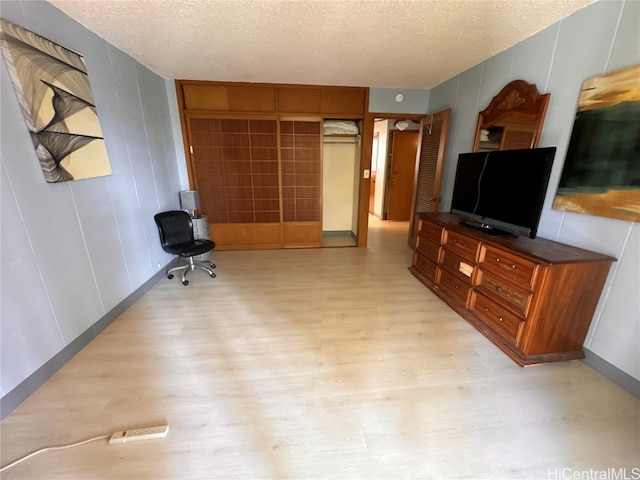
[{"left": 2, "top": 218, "right": 638, "bottom": 479}]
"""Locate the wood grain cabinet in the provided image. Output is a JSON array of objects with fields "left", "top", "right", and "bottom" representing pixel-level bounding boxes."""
[
  {"left": 410, "top": 213, "right": 616, "bottom": 366},
  {"left": 175, "top": 80, "right": 368, "bottom": 250}
]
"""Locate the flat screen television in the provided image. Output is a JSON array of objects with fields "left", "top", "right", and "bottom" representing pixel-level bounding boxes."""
[{"left": 450, "top": 147, "right": 556, "bottom": 239}]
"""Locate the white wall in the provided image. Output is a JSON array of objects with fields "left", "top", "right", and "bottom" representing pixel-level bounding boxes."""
[
  {"left": 429, "top": 0, "right": 639, "bottom": 381},
  {"left": 369, "top": 88, "right": 430, "bottom": 114},
  {"left": 322, "top": 142, "right": 358, "bottom": 232},
  {"left": 1, "top": 1, "right": 182, "bottom": 400},
  {"left": 372, "top": 120, "right": 389, "bottom": 218},
  {"left": 351, "top": 141, "right": 361, "bottom": 235}
]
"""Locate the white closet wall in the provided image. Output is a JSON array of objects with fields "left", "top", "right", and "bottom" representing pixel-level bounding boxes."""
[{"left": 322, "top": 141, "right": 358, "bottom": 232}]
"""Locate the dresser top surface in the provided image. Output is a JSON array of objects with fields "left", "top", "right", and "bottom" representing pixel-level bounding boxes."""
[{"left": 420, "top": 213, "right": 617, "bottom": 264}]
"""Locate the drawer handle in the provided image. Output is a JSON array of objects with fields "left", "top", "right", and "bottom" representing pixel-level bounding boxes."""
[
  {"left": 496, "top": 257, "right": 517, "bottom": 269},
  {"left": 498, "top": 316, "right": 504, "bottom": 323},
  {"left": 454, "top": 285, "right": 459, "bottom": 289},
  {"left": 496, "top": 286, "right": 503, "bottom": 293},
  {"left": 484, "top": 307, "right": 489, "bottom": 312}
]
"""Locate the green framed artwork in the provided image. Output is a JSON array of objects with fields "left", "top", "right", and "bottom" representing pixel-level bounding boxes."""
[
  {"left": 553, "top": 64, "right": 640, "bottom": 223},
  {"left": 0, "top": 19, "right": 111, "bottom": 183}
]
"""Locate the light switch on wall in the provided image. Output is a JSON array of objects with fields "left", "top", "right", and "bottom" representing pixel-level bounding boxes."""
[{"left": 364, "top": 169, "right": 370, "bottom": 179}]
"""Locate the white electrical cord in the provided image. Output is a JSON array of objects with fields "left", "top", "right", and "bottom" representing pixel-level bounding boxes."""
[{"left": 0, "top": 434, "right": 109, "bottom": 473}]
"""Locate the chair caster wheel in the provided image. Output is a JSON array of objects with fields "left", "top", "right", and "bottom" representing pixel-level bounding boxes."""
[
  {"left": 168, "top": 274, "right": 174, "bottom": 279},
  {"left": 182, "top": 280, "right": 189, "bottom": 286},
  {"left": 210, "top": 263, "right": 216, "bottom": 269},
  {"left": 210, "top": 272, "right": 216, "bottom": 278}
]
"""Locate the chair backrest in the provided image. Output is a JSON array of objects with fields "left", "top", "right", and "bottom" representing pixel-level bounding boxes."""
[{"left": 154, "top": 211, "right": 194, "bottom": 249}]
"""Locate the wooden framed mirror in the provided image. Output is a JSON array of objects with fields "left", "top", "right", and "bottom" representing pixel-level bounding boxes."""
[{"left": 473, "top": 80, "right": 550, "bottom": 152}]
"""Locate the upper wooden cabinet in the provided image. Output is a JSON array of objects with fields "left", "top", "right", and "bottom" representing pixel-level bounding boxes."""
[
  {"left": 319, "top": 87, "right": 367, "bottom": 115},
  {"left": 176, "top": 80, "right": 368, "bottom": 117},
  {"left": 181, "top": 83, "right": 276, "bottom": 112},
  {"left": 278, "top": 87, "right": 321, "bottom": 113}
]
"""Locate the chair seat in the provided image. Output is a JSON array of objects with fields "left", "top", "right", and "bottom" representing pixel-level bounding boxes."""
[{"left": 164, "top": 239, "right": 215, "bottom": 257}]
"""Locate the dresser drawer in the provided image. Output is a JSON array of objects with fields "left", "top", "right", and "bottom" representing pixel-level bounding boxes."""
[
  {"left": 479, "top": 245, "right": 538, "bottom": 289},
  {"left": 443, "top": 230, "right": 480, "bottom": 263},
  {"left": 441, "top": 249, "right": 474, "bottom": 285},
  {"left": 470, "top": 292, "right": 523, "bottom": 344},
  {"left": 415, "top": 235, "right": 441, "bottom": 264},
  {"left": 437, "top": 267, "right": 471, "bottom": 306},
  {"left": 419, "top": 219, "right": 445, "bottom": 245},
  {"left": 413, "top": 252, "right": 437, "bottom": 283},
  {"left": 476, "top": 269, "right": 532, "bottom": 316}
]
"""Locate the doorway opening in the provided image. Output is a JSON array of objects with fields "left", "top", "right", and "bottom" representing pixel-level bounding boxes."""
[
  {"left": 363, "top": 109, "right": 451, "bottom": 249},
  {"left": 369, "top": 116, "right": 421, "bottom": 232},
  {"left": 321, "top": 121, "right": 362, "bottom": 248}
]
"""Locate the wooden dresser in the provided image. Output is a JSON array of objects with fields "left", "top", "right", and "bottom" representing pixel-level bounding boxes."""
[{"left": 409, "top": 212, "right": 616, "bottom": 366}]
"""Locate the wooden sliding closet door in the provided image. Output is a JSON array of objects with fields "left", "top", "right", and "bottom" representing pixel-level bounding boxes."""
[
  {"left": 188, "top": 116, "right": 322, "bottom": 249},
  {"left": 189, "top": 117, "right": 282, "bottom": 249},
  {"left": 280, "top": 119, "right": 322, "bottom": 248}
]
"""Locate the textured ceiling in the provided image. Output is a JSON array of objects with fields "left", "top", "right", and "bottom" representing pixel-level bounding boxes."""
[{"left": 47, "top": 0, "right": 595, "bottom": 89}]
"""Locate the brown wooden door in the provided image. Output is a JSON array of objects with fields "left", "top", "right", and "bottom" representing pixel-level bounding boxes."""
[
  {"left": 385, "top": 130, "right": 419, "bottom": 220},
  {"left": 408, "top": 109, "right": 452, "bottom": 247}
]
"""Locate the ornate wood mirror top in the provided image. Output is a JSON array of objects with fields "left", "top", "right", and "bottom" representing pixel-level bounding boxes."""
[{"left": 473, "top": 80, "right": 550, "bottom": 152}]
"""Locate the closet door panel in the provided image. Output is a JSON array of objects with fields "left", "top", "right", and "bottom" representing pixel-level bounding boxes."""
[
  {"left": 189, "top": 116, "right": 282, "bottom": 249},
  {"left": 281, "top": 119, "right": 322, "bottom": 247},
  {"left": 188, "top": 116, "right": 322, "bottom": 249},
  {"left": 213, "top": 223, "right": 283, "bottom": 249}
]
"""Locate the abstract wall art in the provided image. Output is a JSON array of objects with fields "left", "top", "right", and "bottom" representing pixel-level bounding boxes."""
[
  {"left": 553, "top": 64, "right": 640, "bottom": 223},
  {"left": 0, "top": 19, "right": 111, "bottom": 183}
]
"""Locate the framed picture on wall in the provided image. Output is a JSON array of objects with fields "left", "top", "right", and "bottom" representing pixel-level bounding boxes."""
[
  {"left": 553, "top": 64, "right": 640, "bottom": 223},
  {"left": 0, "top": 19, "right": 111, "bottom": 183}
]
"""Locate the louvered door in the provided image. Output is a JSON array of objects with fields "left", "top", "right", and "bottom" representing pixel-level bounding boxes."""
[{"left": 408, "top": 109, "right": 451, "bottom": 247}]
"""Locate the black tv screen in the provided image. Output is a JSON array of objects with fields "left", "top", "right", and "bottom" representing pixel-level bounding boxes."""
[{"left": 450, "top": 147, "right": 556, "bottom": 238}]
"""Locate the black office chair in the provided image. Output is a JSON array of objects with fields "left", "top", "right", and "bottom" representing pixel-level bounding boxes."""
[{"left": 154, "top": 210, "right": 216, "bottom": 286}]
